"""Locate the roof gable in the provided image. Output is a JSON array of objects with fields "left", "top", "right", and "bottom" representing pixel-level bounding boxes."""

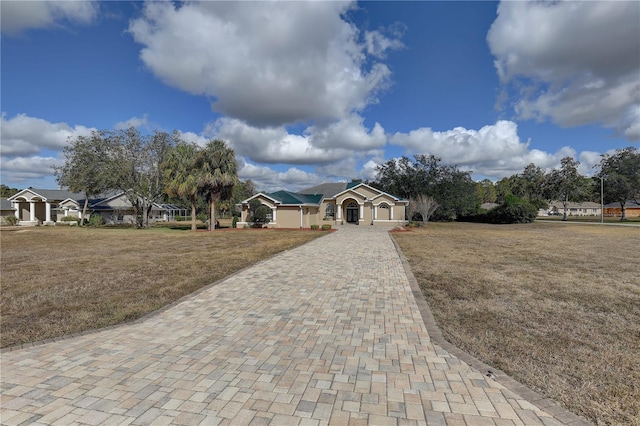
[
  {"left": 331, "top": 182, "right": 404, "bottom": 202},
  {"left": 240, "top": 192, "right": 283, "bottom": 206},
  {"left": 9, "top": 188, "right": 90, "bottom": 203}
]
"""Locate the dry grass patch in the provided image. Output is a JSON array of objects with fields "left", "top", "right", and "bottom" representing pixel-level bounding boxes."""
[
  {"left": 1, "top": 227, "right": 325, "bottom": 348},
  {"left": 393, "top": 222, "right": 639, "bottom": 426}
]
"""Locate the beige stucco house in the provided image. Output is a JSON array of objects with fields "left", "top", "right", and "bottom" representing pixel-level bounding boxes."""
[{"left": 237, "top": 182, "right": 408, "bottom": 228}]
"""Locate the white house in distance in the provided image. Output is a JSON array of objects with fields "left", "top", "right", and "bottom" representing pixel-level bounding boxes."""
[
  {"left": 6, "top": 188, "right": 185, "bottom": 226},
  {"left": 540, "top": 201, "right": 602, "bottom": 217}
]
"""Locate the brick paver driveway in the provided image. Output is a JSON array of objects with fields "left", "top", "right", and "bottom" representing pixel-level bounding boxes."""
[{"left": 1, "top": 226, "right": 587, "bottom": 425}]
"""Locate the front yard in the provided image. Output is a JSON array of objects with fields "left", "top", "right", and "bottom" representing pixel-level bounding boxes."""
[
  {"left": 392, "top": 222, "right": 639, "bottom": 425},
  {"left": 0, "top": 226, "right": 325, "bottom": 349}
]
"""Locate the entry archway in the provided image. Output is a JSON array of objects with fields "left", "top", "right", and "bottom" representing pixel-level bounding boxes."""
[{"left": 345, "top": 201, "right": 359, "bottom": 223}]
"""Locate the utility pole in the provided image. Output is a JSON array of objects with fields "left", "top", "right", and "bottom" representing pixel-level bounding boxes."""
[{"left": 600, "top": 176, "right": 604, "bottom": 223}]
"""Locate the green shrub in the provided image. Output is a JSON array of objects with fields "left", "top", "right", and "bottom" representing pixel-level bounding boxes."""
[
  {"left": 458, "top": 195, "right": 537, "bottom": 224},
  {"left": 489, "top": 202, "right": 537, "bottom": 224},
  {"left": 88, "top": 213, "right": 105, "bottom": 227},
  {"left": 60, "top": 216, "right": 78, "bottom": 222},
  {"left": 310, "top": 224, "right": 320, "bottom": 230},
  {"left": 321, "top": 224, "right": 331, "bottom": 231},
  {"left": 4, "top": 215, "right": 18, "bottom": 226},
  {"left": 232, "top": 216, "right": 238, "bottom": 228}
]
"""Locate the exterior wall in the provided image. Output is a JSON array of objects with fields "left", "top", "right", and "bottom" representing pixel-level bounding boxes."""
[
  {"left": 376, "top": 203, "right": 391, "bottom": 220},
  {"left": 320, "top": 201, "right": 336, "bottom": 223},
  {"left": 355, "top": 186, "right": 379, "bottom": 199},
  {"left": 277, "top": 206, "right": 302, "bottom": 228},
  {"left": 306, "top": 206, "right": 320, "bottom": 227},
  {"left": 55, "top": 211, "right": 80, "bottom": 221},
  {"left": 604, "top": 207, "right": 640, "bottom": 218},
  {"left": 547, "top": 202, "right": 601, "bottom": 217},
  {"left": 335, "top": 191, "right": 365, "bottom": 206},
  {"left": 362, "top": 203, "right": 373, "bottom": 224},
  {"left": 97, "top": 211, "right": 135, "bottom": 225},
  {"left": 34, "top": 203, "right": 46, "bottom": 222},
  {"left": 16, "top": 202, "right": 29, "bottom": 221}
]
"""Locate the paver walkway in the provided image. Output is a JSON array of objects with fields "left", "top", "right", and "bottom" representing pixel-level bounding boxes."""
[{"left": 1, "top": 226, "right": 588, "bottom": 425}]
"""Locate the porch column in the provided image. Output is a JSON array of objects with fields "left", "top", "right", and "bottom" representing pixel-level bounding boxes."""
[
  {"left": 390, "top": 205, "right": 394, "bottom": 219},
  {"left": 29, "top": 201, "right": 36, "bottom": 222},
  {"left": 272, "top": 207, "right": 277, "bottom": 223},
  {"left": 336, "top": 203, "right": 342, "bottom": 220},
  {"left": 45, "top": 202, "right": 52, "bottom": 222},
  {"left": 359, "top": 204, "right": 364, "bottom": 220},
  {"left": 374, "top": 205, "right": 378, "bottom": 220},
  {"left": 299, "top": 207, "right": 303, "bottom": 228},
  {"left": 12, "top": 201, "right": 19, "bottom": 219}
]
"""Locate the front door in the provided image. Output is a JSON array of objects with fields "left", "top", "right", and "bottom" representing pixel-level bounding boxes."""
[
  {"left": 346, "top": 208, "right": 358, "bottom": 223},
  {"left": 347, "top": 202, "right": 358, "bottom": 223}
]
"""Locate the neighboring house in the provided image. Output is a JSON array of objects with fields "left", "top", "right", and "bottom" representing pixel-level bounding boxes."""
[
  {"left": 543, "top": 201, "right": 602, "bottom": 217},
  {"left": 8, "top": 188, "right": 84, "bottom": 225},
  {"left": 237, "top": 182, "right": 408, "bottom": 228},
  {"left": 1, "top": 198, "right": 17, "bottom": 224},
  {"left": 604, "top": 201, "right": 640, "bottom": 218},
  {"left": 7, "top": 188, "right": 185, "bottom": 226}
]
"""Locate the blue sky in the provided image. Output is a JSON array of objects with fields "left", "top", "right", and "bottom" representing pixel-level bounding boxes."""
[{"left": 2, "top": 1, "right": 638, "bottom": 192}]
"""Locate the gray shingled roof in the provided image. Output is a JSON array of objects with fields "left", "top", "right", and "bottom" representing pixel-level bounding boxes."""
[
  {"left": 298, "top": 182, "right": 347, "bottom": 198},
  {"left": 1, "top": 198, "right": 14, "bottom": 210},
  {"left": 604, "top": 201, "right": 640, "bottom": 208},
  {"left": 22, "top": 188, "right": 84, "bottom": 201}
]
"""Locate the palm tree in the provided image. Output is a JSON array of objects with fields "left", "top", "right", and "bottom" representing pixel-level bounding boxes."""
[
  {"left": 196, "top": 140, "right": 238, "bottom": 231},
  {"left": 162, "top": 142, "right": 200, "bottom": 231}
]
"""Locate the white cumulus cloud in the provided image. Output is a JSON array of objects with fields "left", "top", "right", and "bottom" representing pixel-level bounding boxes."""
[
  {"left": 115, "top": 114, "right": 151, "bottom": 131},
  {"left": 0, "top": 113, "right": 97, "bottom": 186},
  {"left": 1, "top": 1, "right": 99, "bottom": 35},
  {"left": 488, "top": 0, "right": 640, "bottom": 141},
  {"left": 211, "top": 115, "right": 386, "bottom": 165},
  {"left": 238, "top": 158, "right": 323, "bottom": 193},
  {"left": 389, "top": 120, "right": 576, "bottom": 179},
  {"left": 0, "top": 113, "right": 96, "bottom": 157},
  {"left": 0, "top": 156, "right": 60, "bottom": 184},
  {"left": 128, "top": 1, "right": 401, "bottom": 127}
]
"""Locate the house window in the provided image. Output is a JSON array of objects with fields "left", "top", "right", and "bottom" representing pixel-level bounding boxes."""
[
  {"left": 324, "top": 204, "right": 335, "bottom": 219},
  {"left": 379, "top": 203, "right": 389, "bottom": 209}
]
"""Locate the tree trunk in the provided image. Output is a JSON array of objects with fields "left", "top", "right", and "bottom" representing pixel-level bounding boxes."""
[
  {"left": 190, "top": 197, "right": 197, "bottom": 231},
  {"left": 209, "top": 193, "right": 216, "bottom": 231},
  {"left": 621, "top": 202, "right": 627, "bottom": 221},
  {"left": 81, "top": 194, "right": 89, "bottom": 227},
  {"left": 145, "top": 203, "right": 153, "bottom": 228}
]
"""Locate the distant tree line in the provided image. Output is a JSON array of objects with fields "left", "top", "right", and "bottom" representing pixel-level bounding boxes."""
[
  {"left": 372, "top": 147, "right": 639, "bottom": 223},
  {"left": 0, "top": 185, "right": 20, "bottom": 198},
  {"left": 54, "top": 127, "right": 254, "bottom": 230}
]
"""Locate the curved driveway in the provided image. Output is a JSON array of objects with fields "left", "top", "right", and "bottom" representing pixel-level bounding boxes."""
[{"left": 1, "top": 226, "right": 588, "bottom": 425}]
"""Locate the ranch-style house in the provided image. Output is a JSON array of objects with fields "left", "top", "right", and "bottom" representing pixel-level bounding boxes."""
[
  {"left": 237, "top": 182, "right": 408, "bottom": 228},
  {"left": 6, "top": 188, "right": 185, "bottom": 226}
]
